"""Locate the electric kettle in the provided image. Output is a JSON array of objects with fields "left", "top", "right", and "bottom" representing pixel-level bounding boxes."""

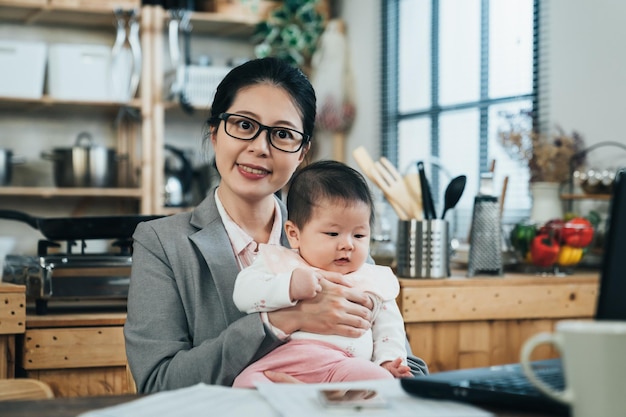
[{"left": 164, "top": 144, "right": 194, "bottom": 207}]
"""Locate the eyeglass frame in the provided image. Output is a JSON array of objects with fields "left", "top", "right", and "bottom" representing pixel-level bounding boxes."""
[{"left": 213, "top": 112, "right": 311, "bottom": 153}]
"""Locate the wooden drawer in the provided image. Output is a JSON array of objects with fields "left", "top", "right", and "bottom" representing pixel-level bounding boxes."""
[{"left": 22, "top": 327, "right": 125, "bottom": 370}]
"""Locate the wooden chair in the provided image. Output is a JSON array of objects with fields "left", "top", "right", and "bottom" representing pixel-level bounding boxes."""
[{"left": 0, "top": 378, "right": 54, "bottom": 401}]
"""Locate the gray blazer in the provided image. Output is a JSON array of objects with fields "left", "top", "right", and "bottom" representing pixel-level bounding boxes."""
[{"left": 124, "top": 190, "right": 289, "bottom": 392}]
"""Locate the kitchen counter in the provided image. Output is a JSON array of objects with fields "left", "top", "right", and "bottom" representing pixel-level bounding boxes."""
[
  {"left": 10, "top": 269, "right": 600, "bottom": 395},
  {"left": 0, "top": 282, "right": 25, "bottom": 378},
  {"left": 18, "top": 309, "right": 131, "bottom": 397},
  {"left": 397, "top": 270, "right": 598, "bottom": 373}
]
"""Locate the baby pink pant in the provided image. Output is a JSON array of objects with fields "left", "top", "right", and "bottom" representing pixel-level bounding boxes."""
[{"left": 232, "top": 339, "right": 393, "bottom": 388}]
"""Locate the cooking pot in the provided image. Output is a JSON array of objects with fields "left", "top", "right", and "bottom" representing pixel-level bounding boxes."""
[
  {"left": 0, "top": 148, "right": 25, "bottom": 186},
  {"left": 41, "top": 132, "right": 119, "bottom": 188}
]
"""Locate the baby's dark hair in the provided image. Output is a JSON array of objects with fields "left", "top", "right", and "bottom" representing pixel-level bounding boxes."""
[{"left": 286, "top": 160, "right": 375, "bottom": 229}]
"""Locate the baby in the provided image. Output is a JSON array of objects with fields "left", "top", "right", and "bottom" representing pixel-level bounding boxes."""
[{"left": 232, "top": 160, "right": 411, "bottom": 388}]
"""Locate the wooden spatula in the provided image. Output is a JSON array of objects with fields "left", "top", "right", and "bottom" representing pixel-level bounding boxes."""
[
  {"left": 352, "top": 147, "right": 410, "bottom": 220},
  {"left": 403, "top": 173, "right": 423, "bottom": 221}
]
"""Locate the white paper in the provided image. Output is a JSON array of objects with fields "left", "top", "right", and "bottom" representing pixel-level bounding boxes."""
[
  {"left": 256, "top": 379, "right": 494, "bottom": 417},
  {"left": 78, "top": 383, "right": 279, "bottom": 417}
]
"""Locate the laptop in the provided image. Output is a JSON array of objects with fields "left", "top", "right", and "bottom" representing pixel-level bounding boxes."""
[{"left": 401, "top": 168, "right": 626, "bottom": 415}]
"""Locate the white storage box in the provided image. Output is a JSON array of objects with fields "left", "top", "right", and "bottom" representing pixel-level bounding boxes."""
[
  {"left": 48, "top": 43, "right": 112, "bottom": 101},
  {"left": 0, "top": 40, "right": 47, "bottom": 99},
  {"left": 166, "top": 65, "right": 232, "bottom": 108}
]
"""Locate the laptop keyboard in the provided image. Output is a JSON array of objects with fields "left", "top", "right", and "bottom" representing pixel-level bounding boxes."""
[{"left": 467, "top": 366, "right": 565, "bottom": 396}]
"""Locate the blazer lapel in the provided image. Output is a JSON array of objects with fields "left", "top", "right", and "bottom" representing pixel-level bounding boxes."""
[{"left": 189, "top": 192, "right": 243, "bottom": 321}]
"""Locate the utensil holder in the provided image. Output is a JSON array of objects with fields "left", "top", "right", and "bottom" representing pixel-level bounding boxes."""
[{"left": 396, "top": 219, "right": 449, "bottom": 278}]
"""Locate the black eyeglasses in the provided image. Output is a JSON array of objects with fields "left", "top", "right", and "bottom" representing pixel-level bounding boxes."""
[{"left": 215, "top": 113, "right": 310, "bottom": 153}]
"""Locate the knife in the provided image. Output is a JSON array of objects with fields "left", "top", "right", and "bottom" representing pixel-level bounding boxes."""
[{"left": 417, "top": 161, "right": 437, "bottom": 220}]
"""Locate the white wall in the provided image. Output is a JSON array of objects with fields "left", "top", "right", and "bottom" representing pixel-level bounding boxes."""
[
  {"left": 546, "top": 0, "right": 626, "bottom": 168},
  {"left": 312, "top": 0, "right": 381, "bottom": 166}
]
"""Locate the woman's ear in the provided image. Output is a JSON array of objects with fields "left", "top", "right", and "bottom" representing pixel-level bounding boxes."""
[
  {"left": 298, "top": 141, "right": 311, "bottom": 162},
  {"left": 285, "top": 220, "right": 301, "bottom": 249}
]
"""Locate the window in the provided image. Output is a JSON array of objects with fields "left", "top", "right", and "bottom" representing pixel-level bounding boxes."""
[{"left": 381, "top": 0, "right": 536, "bottom": 239}]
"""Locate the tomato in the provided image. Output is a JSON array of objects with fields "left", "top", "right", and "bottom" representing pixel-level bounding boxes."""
[
  {"left": 561, "top": 217, "right": 594, "bottom": 248},
  {"left": 530, "top": 233, "right": 560, "bottom": 267}
]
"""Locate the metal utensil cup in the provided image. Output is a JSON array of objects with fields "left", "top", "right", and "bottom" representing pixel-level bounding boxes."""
[{"left": 396, "top": 219, "right": 450, "bottom": 278}]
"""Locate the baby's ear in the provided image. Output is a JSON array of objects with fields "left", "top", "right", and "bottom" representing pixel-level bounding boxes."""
[{"left": 284, "top": 220, "right": 301, "bottom": 249}]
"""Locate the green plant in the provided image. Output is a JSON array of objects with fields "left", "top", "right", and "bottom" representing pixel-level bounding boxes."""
[{"left": 253, "top": 0, "right": 325, "bottom": 68}]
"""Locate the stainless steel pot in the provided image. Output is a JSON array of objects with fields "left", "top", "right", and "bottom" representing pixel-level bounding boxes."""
[
  {"left": 41, "top": 132, "right": 118, "bottom": 188},
  {"left": 0, "top": 148, "right": 25, "bottom": 186}
]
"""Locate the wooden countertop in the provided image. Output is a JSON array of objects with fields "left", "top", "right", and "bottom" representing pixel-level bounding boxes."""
[
  {"left": 0, "top": 282, "right": 26, "bottom": 294},
  {"left": 398, "top": 270, "right": 599, "bottom": 323},
  {"left": 26, "top": 311, "right": 127, "bottom": 328},
  {"left": 398, "top": 270, "right": 599, "bottom": 287}
]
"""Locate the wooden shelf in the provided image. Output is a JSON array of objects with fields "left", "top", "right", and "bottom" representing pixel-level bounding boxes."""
[
  {"left": 186, "top": 11, "right": 259, "bottom": 37},
  {"left": 560, "top": 193, "right": 611, "bottom": 201},
  {"left": 0, "top": 96, "right": 141, "bottom": 115},
  {"left": 0, "top": 1, "right": 138, "bottom": 28},
  {"left": 0, "top": 187, "right": 142, "bottom": 198}
]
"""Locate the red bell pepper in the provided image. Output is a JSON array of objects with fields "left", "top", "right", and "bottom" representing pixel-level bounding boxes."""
[
  {"left": 530, "top": 233, "right": 560, "bottom": 267},
  {"left": 561, "top": 217, "right": 594, "bottom": 248}
]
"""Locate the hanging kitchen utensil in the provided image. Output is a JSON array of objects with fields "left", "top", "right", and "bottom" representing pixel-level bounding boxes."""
[
  {"left": 0, "top": 209, "right": 163, "bottom": 241},
  {"left": 352, "top": 147, "right": 409, "bottom": 220},
  {"left": 127, "top": 9, "right": 142, "bottom": 99},
  {"left": 417, "top": 161, "right": 437, "bottom": 220},
  {"left": 168, "top": 9, "right": 193, "bottom": 114},
  {"left": 110, "top": 8, "right": 142, "bottom": 101},
  {"left": 441, "top": 175, "right": 467, "bottom": 219}
]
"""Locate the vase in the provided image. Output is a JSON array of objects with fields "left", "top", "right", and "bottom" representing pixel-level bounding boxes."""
[{"left": 530, "top": 182, "right": 564, "bottom": 224}]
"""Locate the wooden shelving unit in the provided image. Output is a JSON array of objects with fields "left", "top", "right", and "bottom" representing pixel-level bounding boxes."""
[{"left": 0, "top": 2, "right": 260, "bottom": 216}]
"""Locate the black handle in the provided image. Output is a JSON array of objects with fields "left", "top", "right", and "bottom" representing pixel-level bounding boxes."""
[
  {"left": 0, "top": 209, "right": 40, "bottom": 230},
  {"left": 417, "top": 161, "right": 437, "bottom": 220}
]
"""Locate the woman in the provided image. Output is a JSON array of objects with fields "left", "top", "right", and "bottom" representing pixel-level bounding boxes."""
[{"left": 124, "top": 57, "right": 379, "bottom": 392}]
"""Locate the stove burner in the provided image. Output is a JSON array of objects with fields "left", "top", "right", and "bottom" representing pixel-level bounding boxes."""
[{"left": 37, "top": 239, "right": 133, "bottom": 256}]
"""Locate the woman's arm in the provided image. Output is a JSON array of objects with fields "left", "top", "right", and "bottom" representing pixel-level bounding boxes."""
[
  {"left": 267, "top": 274, "right": 374, "bottom": 338},
  {"left": 124, "top": 221, "right": 282, "bottom": 392}
]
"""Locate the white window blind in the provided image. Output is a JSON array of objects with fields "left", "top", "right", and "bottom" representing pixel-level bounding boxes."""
[{"left": 382, "top": 0, "right": 537, "bottom": 240}]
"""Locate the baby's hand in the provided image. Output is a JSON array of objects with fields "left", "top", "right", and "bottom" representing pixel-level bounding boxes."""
[
  {"left": 290, "top": 268, "right": 323, "bottom": 301},
  {"left": 381, "top": 358, "right": 413, "bottom": 378}
]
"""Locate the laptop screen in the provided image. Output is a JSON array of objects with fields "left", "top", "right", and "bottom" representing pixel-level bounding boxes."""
[{"left": 595, "top": 168, "right": 626, "bottom": 320}]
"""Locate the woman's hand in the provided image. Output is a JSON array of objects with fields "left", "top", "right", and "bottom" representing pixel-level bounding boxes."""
[{"left": 267, "top": 271, "right": 374, "bottom": 338}]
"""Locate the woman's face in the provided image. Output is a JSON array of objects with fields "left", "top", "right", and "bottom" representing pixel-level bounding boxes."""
[{"left": 212, "top": 83, "right": 308, "bottom": 203}]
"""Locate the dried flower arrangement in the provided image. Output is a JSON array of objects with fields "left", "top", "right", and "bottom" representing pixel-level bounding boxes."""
[{"left": 498, "top": 110, "right": 586, "bottom": 183}]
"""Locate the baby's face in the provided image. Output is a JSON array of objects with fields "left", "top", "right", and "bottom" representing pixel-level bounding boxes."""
[{"left": 289, "top": 199, "right": 371, "bottom": 275}]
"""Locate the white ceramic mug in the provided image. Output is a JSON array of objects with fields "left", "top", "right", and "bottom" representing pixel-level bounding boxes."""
[{"left": 520, "top": 320, "right": 626, "bottom": 417}]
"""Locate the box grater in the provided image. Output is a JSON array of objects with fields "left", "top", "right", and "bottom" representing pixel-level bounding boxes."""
[{"left": 467, "top": 195, "right": 503, "bottom": 276}]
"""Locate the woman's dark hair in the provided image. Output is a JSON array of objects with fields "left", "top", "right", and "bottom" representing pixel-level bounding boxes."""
[
  {"left": 205, "top": 57, "right": 316, "bottom": 143},
  {"left": 287, "top": 160, "right": 375, "bottom": 229}
]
